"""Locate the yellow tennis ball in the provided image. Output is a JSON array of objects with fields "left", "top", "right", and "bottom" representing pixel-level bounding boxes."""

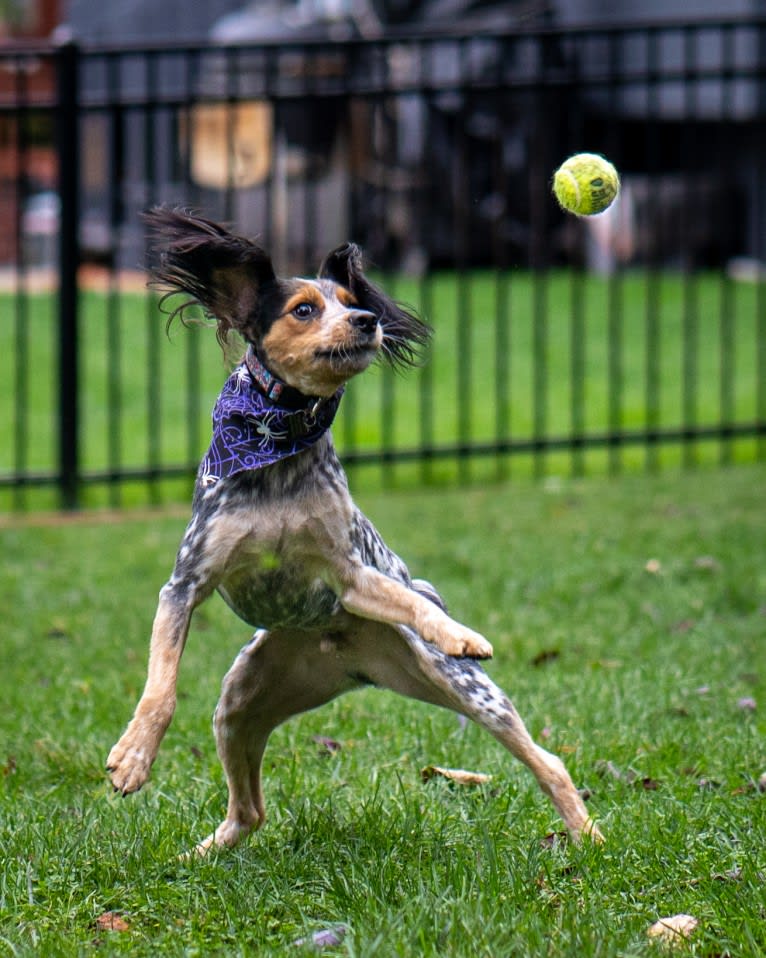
[{"left": 552, "top": 153, "right": 620, "bottom": 216}]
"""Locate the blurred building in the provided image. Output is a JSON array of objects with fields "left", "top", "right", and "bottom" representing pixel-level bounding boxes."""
[{"left": 3, "top": 1, "right": 766, "bottom": 269}]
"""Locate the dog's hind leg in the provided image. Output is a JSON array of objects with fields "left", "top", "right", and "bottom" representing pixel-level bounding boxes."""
[
  {"left": 345, "top": 620, "right": 604, "bottom": 844},
  {"left": 195, "top": 618, "right": 602, "bottom": 856},
  {"left": 192, "top": 626, "right": 362, "bottom": 856}
]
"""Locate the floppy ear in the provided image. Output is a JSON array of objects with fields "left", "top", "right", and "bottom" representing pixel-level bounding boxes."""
[
  {"left": 319, "top": 243, "right": 431, "bottom": 369},
  {"left": 144, "top": 207, "right": 276, "bottom": 348}
]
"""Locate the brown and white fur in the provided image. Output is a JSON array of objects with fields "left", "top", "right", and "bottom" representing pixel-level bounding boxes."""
[{"left": 107, "top": 208, "right": 602, "bottom": 854}]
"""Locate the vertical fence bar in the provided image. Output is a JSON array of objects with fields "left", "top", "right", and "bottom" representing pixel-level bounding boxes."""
[
  {"left": 719, "top": 270, "right": 734, "bottom": 465},
  {"left": 757, "top": 22, "right": 766, "bottom": 462},
  {"left": 607, "top": 273, "right": 623, "bottom": 474},
  {"left": 381, "top": 288, "right": 396, "bottom": 486},
  {"left": 681, "top": 270, "right": 699, "bottom": 469},
  {"left": 339, "top": 69, "right": 359, "bottom": 478},
  {"left": 718, "top": 24, "right": 735, "bottom": 467},
  {"left": 144, "top": 50, "right": 161, "bottom": 504},
  {"left": 419, "top": 275, "right": 435, "bottom": 484},
  {"left": 645, "top": 27, "right": 661, "bottom": 471},
  {"left": 55, "top": 41, "right": 81, "bottom": 509},
  {"left": 529, "top": 33, "right": 554, "bottom": 479},
  {"left": 418, "top": 42, "right": 435, "bottom": 485},
  {"left": 606, "top": 28, "right": 623, "bottom": 476},
  {"left": 681, "top": 26, "right": 698, "bottom": 469},
  {"left": 378, "top": 72, "right": 396, "bottom": 487},
  {"left": 106, "top": 52, "right": 124, "bottom": 506},
  {"left": 492, "top": 74, "right": 511, "bottom": 482},
  {"left": 12, "top": 57, "right": 29, "bottom": 509},
  {"left": 570, "top": 271, "right": 585, "bottom": 476},
  {"left": 181, "top": 49, "right": 203, "bottom": 474},
  {"left": 532, "top": 274, "right": 548, "bottom": 478},
  {"left": 494, "top": 270, "right": 510, "bottom": 480},
  {"left": 759, "top": 281, "right": 766, "bottom": 462},
  {"left": 454, "top": 39, "right": 472, "bottom": 484}
]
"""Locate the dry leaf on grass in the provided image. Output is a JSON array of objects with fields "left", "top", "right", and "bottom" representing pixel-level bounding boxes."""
[
  {"left": 531, "top": 648, "right": 560, "bottom": 667},
  {"left": 94, "top": 912, "right": 130, "bottom": 933},
  {"left": 540, "top": 830, "right": 569, "bottom": 848},
  {"left": 669, "top": 706, "right": 690, "bottom": 717},
  {"left": 647, "top": 914, "right": 698, "bottom": 943},
  {"left": 594, "top": 760, "right": 660, "bottom": 790},
  {"left": 713, "top": 868, "right": 743, "bottom": 882},
  {"left": 420, "top": 765, "right": 492, "bottom": 786},
  {"left": 640, "top": 777, "right": 661, "bottom": 791}
]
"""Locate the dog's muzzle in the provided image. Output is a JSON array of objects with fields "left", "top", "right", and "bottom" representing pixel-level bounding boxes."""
[{"left": 348, "top": 309, "right": 378, "bottom": 335}]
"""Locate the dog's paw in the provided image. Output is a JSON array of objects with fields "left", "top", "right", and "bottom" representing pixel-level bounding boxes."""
[
  {"left": 182, "top": 819, "right": 254, "bottom": 860},
  {"left": 435, "top": 624, "right": 493, "bottom": 659},
  {"left": 418, "top": 606, "right": 494, "bottom": 659},
  {"left": 452, "top": 628, "right": 494, "bottom": 660},
  {"left": 106, "top": 740, "right": 153, "bottom": 795},
  {"left": 577, "top": 817, "right": 605, "bottom": 844}
]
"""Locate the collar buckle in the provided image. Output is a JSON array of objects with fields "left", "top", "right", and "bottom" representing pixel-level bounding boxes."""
[{"left": 304, "top": 398, "right": 324, "bottom": 428}]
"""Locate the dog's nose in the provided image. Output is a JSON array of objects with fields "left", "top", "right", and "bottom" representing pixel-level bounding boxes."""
[{"left": 348, "top": 309, "right": 378, "bottom": 335}]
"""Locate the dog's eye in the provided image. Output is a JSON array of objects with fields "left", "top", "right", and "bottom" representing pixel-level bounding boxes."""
[{"left": 292, "top": 302, "right": 316, "bottom": 320}]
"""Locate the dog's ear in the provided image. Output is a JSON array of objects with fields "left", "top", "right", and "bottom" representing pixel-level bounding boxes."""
[
  {"left": 319, "top": 243, "right": 431, "bottom": 369},
  {"left": 144, "top": 207, "right": 276, "bottom": 348}
]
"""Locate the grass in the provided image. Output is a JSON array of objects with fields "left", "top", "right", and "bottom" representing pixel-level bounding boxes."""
[
  {"left": 1, "top": 269, "right": 764, "bottom": 510},
  {"left": 1, "top": 464, "right": 764, "bottom": 955}
]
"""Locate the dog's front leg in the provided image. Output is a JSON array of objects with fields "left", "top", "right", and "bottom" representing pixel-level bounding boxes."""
[
  {"left": 338, "top": 566, "right": 493, "bottom": 659},
  {"left": 107, "top": 583, "right": 197, "bottom": 794}
]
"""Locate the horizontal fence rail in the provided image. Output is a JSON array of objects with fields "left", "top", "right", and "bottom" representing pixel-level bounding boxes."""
[{"left": 1, "top": 19, "right": 765, "bottom": 509}]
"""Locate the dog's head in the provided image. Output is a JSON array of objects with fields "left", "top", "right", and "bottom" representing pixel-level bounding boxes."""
[{"left": 145, "top": 208, "right": 431, "bottom": 397}]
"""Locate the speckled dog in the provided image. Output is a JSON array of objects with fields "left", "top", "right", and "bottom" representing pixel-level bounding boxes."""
[{"left": 107, "top": 208, "right": 602, "bottom": 853}]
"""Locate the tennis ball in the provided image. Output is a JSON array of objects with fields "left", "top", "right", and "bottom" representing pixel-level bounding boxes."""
[{"left": 552, "top": 153, "right": 620, "bottom": 216}]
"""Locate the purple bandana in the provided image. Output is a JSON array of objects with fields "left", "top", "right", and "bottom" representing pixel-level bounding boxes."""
[{"left": 198, "top": 359, "right": 342, "bottom": 487}]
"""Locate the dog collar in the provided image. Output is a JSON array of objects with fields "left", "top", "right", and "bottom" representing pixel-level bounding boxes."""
[
  {"left": 244, "top": 347, "right": 312, "bottom": 410},
  {"left": 198, "top": 354, "right": 343, "bottom": 486}
]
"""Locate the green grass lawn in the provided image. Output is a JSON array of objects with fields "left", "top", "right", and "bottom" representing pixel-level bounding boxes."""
[
  {"left": 1, "top": 465, "right": 764, "bottom": 955},
  {"left": 2, "top": 269, "right": 764, "bottom": 509}
]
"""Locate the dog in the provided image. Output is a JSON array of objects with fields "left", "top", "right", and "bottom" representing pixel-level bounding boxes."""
[{"left": 107, "top": 208, "right": 602, "bottom": 854}]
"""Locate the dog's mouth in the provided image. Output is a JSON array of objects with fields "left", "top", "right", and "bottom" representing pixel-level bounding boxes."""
[{"left": 314, "top": 342, "right": 379, "bottom": 370}]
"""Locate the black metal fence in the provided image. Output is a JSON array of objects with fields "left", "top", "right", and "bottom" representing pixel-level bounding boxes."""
[{"left": 2, "top": 19, "right": 766, "bottom": 510}]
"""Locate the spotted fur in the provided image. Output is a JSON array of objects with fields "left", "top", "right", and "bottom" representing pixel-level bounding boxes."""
[{"left": 107, "top": 210, "right": 602, "bottom": 855}]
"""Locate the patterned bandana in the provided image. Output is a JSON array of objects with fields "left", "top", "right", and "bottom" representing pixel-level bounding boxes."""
[{"left": 198, "top": 353, "right": 343, "bottom": 487}]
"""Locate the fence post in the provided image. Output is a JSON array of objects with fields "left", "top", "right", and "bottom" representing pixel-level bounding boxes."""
[{"left": 55, "top": 40, "right": 81, "bottom": 509}]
